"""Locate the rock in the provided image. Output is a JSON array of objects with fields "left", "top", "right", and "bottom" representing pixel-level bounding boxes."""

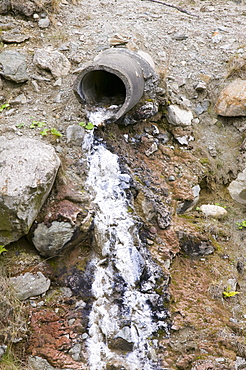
[
  {"left": 1, "top": 33, "right": 30, "bottom": 43},
  {"left": 68, "top": 343, "right": 82, "bottom": 361},
  {"left": 0, "top": 345, "right": 7, "bottom": 359},
  {"left": 228, "top": 168, "right": 246, "bottom": 205},
  {"left": 28, "top": 356, "right": 74, "bottom": 370},
  {"left": 178, "top": 231, "right": 214, "bottom": 257},
  {"left": 0, "top": 137, "right": 60, "bottom": 245},
  {"left": 38, "top": 17, "right": 50, "bottom": 28},
  {"left": 10, "top": 93, "right": 27, "bottom": 105},
  {"left": 28, "top": 356, "right": 57, "bottom": 370},
  {"left": 167, "top": 104, "right": 193, "bottom": 126},
  {"left": 0, "top": 50, "right": 29, "bottom": 83},
  {"left": 194, "top": 101, "right": 210, "bottom": 115},
  {"left": 109, "top": 326, "right": 134, "bottom": 352},
  {"left": 108, "top": 33, "right": 129, "bottom": 46},
  {"left": 145, "top": 141, "right": 158, "bottom": 156},
  {"left": 32, "top": 221, "right": 75, "bottom": 257},
  {"left": 195, "top": 81, "right": 207, "bottom": 92},
  {"left": 216, "top": 79, "right": 246, "bottom": 116},
  {"left": 66, "top": 124, "right": 85, "bottom": 146},
  {"left": 33, "top": 48, "right": 71, "bottom": 78},
  {"left": 200, "top": 204, "right": 227, "bottom": 219},
  {"left": 9, "top": 271, "right": 51, "bottom": 300}
]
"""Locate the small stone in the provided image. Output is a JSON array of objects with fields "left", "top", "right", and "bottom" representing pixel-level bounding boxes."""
[
  {"left": 38, "top": 17, "right": 50, "bottom": 28},
  {"left": 216, "top": 79, "right": 246, "bottom": 116},
  {"left": 168, "top": 175, "right": 176, "bottom": 181},
  {"left": 194, "top": 101, "right": 210, "bottom": 115},
  {"left": 176, "top": 135, "right": 194, "bottom": 146},
  {"left": 200, "top": 204, "right": 228, "bottom": 219},
  {"left": 167, "top": 104, "right": 193, "bottom": 126},
  {"left": 145, "top": 142, "right": 158, "bottom": 157},
  {"left": 10, "top": 272, "right": 51, "bottom": 300},
  {"left": 69, "top": 343, "right": 82, "bottom": 361},
  {"left": 10, "top": 93, "right": 27, "bottom": 105},
  {"left": 195, "top": 81, "right": 207, "bottom": 92},
  {"left": 66, "top": 124, "right": 85, "bottom": 146},
  {"left": 172, "top": 34, "right": 188, "bottom": 41},
  {"left": 108, "top": 33, "right": 129, "bottom": 46},
  {"left": 1, "top": 33, "right": 30, "bottom": 43}
]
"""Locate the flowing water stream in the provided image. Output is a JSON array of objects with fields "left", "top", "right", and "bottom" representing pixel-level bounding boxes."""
[{"left": 83, "top": 110, "right": 169, "bottom": 369}]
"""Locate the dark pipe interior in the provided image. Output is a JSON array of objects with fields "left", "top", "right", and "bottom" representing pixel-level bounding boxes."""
[{"left": 81, "top": 70, "right": 126, "bottom": 106}]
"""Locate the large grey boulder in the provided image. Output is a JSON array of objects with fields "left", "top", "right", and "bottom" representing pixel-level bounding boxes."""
[
  {"left": 0, "top": 50, "right": 29, "bottom": 83},
  {"left": 228, "top": 168, "right": 246, "bottom": 205},
  {"left": 9, "top": 271, "right": 51, "bottom": 300},
  {"left": 0, "top": 137, "right": 60, "bottom": 245}
]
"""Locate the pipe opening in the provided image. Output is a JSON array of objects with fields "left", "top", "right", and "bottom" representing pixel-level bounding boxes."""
[{"left": 81, "top": 70, "right": 126, "bottom": 106}]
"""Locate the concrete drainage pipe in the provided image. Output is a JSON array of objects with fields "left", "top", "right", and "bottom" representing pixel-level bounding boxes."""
[{"left": 73, "top": 48, "right": 157, "bottom": 123}]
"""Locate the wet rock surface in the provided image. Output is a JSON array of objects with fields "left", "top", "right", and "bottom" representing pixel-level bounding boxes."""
[{"left": 0, "top": 0, "right": 246, "bottom": 369}]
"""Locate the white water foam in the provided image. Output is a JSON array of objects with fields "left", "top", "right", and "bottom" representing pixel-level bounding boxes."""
[
  {"left": 86, "top": 105, "right": 120, "bottom": 127},
  {"left": 84, "top": 135, "right": 161, "bottom": 370}
]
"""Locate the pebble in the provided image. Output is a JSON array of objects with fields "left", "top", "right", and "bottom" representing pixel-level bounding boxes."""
[
  {"left": 168, "top": 175, "right": 176, "bottom": 182},
  {"left": 38, "top": 17, "right": 50, "bottom": 28},
  {"left": 195, "top": 81, "right": 207, "bottom": 92},
  {"left": 145, "top": 142, "right": 158, "bottom": 157}
]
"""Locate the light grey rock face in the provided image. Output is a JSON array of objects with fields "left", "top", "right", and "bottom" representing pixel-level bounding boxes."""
[
  {"left": 167, "top": 104, "right": 193, "bottom": 126},
  {"left": 216, "top": 79, "right": 246, "bottom": 116},
  {"left": 0, "top": 50, "right": 29, "bottom": 83},
  {"left": 228, "top": 168, "right": 246, "bottom": 205},
  {"left": 32, "top": 221, "right": 75, "bottom": 257},
  {"left": 0, "top": 137, "right": 60, "bottom": 245},
  {"left": 9, "top": 272, "right": 51, "bottom": 300},
  {"left": 33, "top": 47, "right": 71, "bottom": 78}
]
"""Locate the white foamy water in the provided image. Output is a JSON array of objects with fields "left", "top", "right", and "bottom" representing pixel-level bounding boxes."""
[
  {"left": 84, "top": 130, "right": 161, "bottom": 370},
  {"left": 86, "top": 105, "right": 120, "bottom": 127}
]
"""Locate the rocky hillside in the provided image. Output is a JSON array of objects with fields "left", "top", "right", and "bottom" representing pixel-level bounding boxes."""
[{"left": 0, "top": 0, "right": 246, "bottom": 369}]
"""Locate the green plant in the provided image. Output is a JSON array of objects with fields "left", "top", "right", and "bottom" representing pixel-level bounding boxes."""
[
  {"left": 15, "top": 123, "right": 25, "bottom": 129},
  {"left": 50, "top": 127, "right": 63, "bottom": 137},
  {"left": 236, "top": 220, "right": 246, "bottom": 229},
  {"left": 79, "top": 121, "right": 94, "bottom": 130},
  {"left": 29, "top": 120, "right": 46, "bottom": 129},
  {"left": 40, "top": 128, "right": 49, "bottom": 136},
  {"left": 0, "top": 103, "right": 10, "bottom": 112},
  {"left": 40, "top": 128, "right": 63, "bottom": 137},
  {"left": 214, "top": 202, "right": 227, "bottom": 209},
  {"left": 0, "top": 245, "right": 7, "bottom": 255}
]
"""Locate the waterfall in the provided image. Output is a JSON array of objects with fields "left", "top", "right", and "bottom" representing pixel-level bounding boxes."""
[{"left": 83, "top": 114, "right": 169, "bottom": 369}]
